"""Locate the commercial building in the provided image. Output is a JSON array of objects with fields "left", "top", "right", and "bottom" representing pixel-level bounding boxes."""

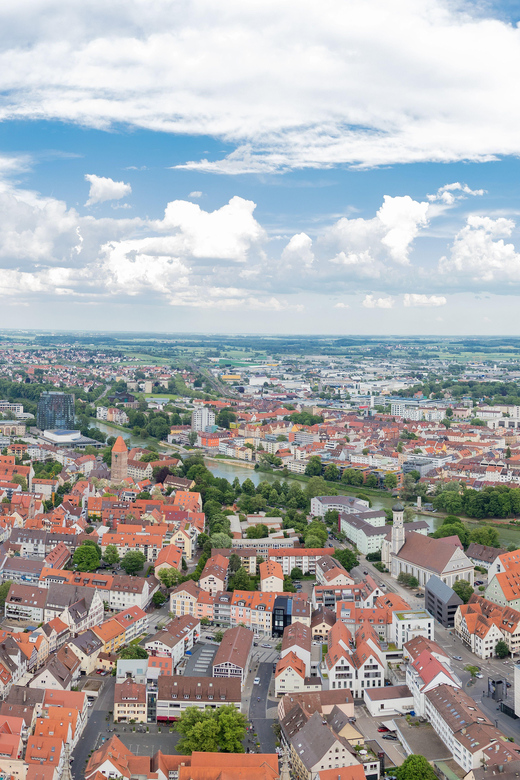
[
  {"left": 425, "top": 575, "right": 463, "bottom": 628},
  {"left": 36, "top": 392, "right": 75, "bottom": 430},
  {"left": 156, "top": 676, "right": 241, "bottom": 721},
  {"left": 211, "top": 626, "right": 253, "bottom": 688}
]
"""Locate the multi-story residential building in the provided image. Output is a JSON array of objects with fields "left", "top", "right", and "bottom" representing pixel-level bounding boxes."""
[
  {"left": 391, "top": 609, "right": 434, "bottom": 648},
  {"left": 424, "top": 685, "right": 520, "bottom": 773},
  {"left": 145, "top": 616, "right": 200, "bottom": 668},
  {"left": 267, "top": 548, "right": 336, "bottom": 576},
  {"left": 114, "top": 679, "right": 147, "bottom": 723},
  {"left": 191, "top": 407, "right": 216, "bottom": 432},
  {"left": 310, "top": 496, "right": 370, "bottom": 518},
  {"left": 455, "top": 595, "right": 520, "bottom": 657},
  {"left": 259, "top": 560, "right": 284, "bottom": 592}
]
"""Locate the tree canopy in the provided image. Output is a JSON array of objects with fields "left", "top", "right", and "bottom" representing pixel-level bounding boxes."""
[
  {"left": 396, "top": 755, "right": 437, "bottom": 780},
  {"left": 120, "top": 550, "right": 146, "bottom": 575},
  {"left": 174, "top": 705, "right": 247, "bottom": 754},
  {"left": 73, "top": 543, "right": 100, "bottom": 572}
]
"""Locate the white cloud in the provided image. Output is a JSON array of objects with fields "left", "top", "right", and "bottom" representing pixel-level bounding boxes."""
[
  {"left": 189, "top": 191, "right": 203, "bottom": 199},
  {"left": 0, "top": 2, "right": 519, "bottom": 171},
  {"left": 322, "top": 195, "right": 428, "bottom": 275},
  {"left": 362, "top": 294, "right": 394, "bottom": 309},
  {"left": 439, "top": 215, "right": 520, "bottom": 283},
  {"left": 377, "top": 196, "right": 429, "bottom": 265},
  {"left": 281, "top": 233, "right": 314, "bottom": 268},
  {"left": 334, "top": 302, "right": 349, "bottom": 308},
  {"left": 428, "top": 182, "right": 485, "bottom": 206},
  {"left": 403, "top": 293, "right": 447, "bottom": 307},
  {"left": 85, "top": 174, "right": 131, "bottom": 205}
]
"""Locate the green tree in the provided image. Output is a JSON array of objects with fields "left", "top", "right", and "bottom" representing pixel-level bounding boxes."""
[
  {"left": 73, "top": 544, "right": 100, "bottom": 572},
  {"left": 324, "top": 464, "right": 339, "bottom": 482},
  {"left": 152, "top": 591, "right": 167, "bottom": 606},
  {"left": 103, "top": 545, "right": 120, "bottom": 566},
  {"left": 305, "top": 535, "right": 322, "bottom": 548},
  {"left": 506, "top": 446, "right": 512, "bottom": 459},
  {"left": 0, "top": 581, "right": 12, "bottom": 608},
  {"left": 188, "top": 431, "right": 198, "bottom": 446},
  {"left": 229, "top": 553, "right": 242, "bottom": 573},
  {"left": 11, "top": 474, "right": 27, "bottom": 492},
  {"left": 333, "top": 548, "right": 358, "bottom": 572},
  {"left": 465, "top": 664, "right": 480, "bottom": 677},
  {"left": 468, "top": 526, "right": 500, "bottom": 548},
  {"left": 241, "top": 478, "right": 256, "bottom": 495},
  {"left": 305, "top": 456, "right": 322, "bottom": 476},
  {"left": 210, "top": 532, "right": 233, "bottom": 549},
  {"left": 214, "top": 630, "right": 224, "bottom": 643},
  {"left": 158, "top": 568, "right": 182, "bottom": 589},
  {"left": 291, "top": 567, "right": 304, "bottom": 579},
  {"left": 495, "top": 639, "right": 509, "bottom": 658},
  {"left": 365, "top": 474, "right": 378, "bottom": 488},
  {"left": 119, "top": 645, "right": 148, "bottom": 660},
  {"left": 246, "top": 524, "right": 269, "bottom": 539},
  {"left": 452, "top": 579, "right": 474, "bottom": 604},
  {"left": 174, "top": 705, "right": 247, "bottom": 754},
  {"left": 384, "top": 473, "right": 397, "bottom": 490},
  {"left": 229, "top": 567, "right": 253, "bottom": 591},
  {"left": 396, "top": 754, "right": 437, "bottom": 780},
  {"left": 120, "top": 550, "right": 146, "bottom": 575},
  {"left": 305, "top": 476, "right": 331, "bottom": 499}
]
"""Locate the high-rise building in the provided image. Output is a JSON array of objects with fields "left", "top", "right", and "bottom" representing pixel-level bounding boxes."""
[
  {"left": 191, "top": 406, "right": 216, "bottom": 432},
  {"left": 111, "top": 436, "right": 128, "bottom": 482},
  {"left": 36, "top": 392, "right": 75, "bottom": 430}
]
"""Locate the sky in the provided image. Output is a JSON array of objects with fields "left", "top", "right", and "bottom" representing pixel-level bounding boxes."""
[{"left": 1, "top": 1, "right": 520, "bottom": 334}]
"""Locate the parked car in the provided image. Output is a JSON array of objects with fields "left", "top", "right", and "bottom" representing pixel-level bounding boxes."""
[
  {"left": 382, "top": 734, "right": 398, "bottom": 741},
  {"left": 261, "top": 643, "right": 271, "bottom": 648},
  {"left": 416, "top": 593, "right": 424, "bottom": 598},
  {"left": 476, "top": 673, "right": 483, "bottom": 679},
  {"left": 507, "top": 682, "right": 512, "bottom": 688},
  {"left": 363, "top": 570, "right": 368, "bottom": 575},
  {"left": 253, "top": 677, "right": 261, "bottom": 685},
  {"left": 454, "top": 656, "right": 462, "bottom": 661},
  {"left": 377, "top": 726, "right": 389, "bottom": 733},
  {"left": 475, "top": 580, "right": 483, "bottom": 585}
]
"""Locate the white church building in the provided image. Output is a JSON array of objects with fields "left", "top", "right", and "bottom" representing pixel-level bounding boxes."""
[{"left": 382, "top": 502, "right": 474, "bottom": 589}]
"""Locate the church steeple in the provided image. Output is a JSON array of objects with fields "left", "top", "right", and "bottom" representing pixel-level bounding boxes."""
[{"left": 391, "top": 501, "right": 405, "bottom": 555}]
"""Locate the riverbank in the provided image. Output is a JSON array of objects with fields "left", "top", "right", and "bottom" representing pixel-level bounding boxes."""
[{"left": 203, "top": 456, "right": 256, "bottom": 470}]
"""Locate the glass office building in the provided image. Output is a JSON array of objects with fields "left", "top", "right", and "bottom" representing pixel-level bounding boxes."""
[{"left": 36, "top": 392, "right": 75, "bottom": 430}]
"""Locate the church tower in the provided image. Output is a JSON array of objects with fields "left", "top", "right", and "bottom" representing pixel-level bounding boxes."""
[
  {"left": 111, "top": 436, "right": 128, "bottom": 482},
  {"left": 391, "top": 501, "right": 405, "bottom": 556}
]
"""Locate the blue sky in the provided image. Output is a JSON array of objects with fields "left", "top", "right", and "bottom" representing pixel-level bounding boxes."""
[{"left": 1, "top": 0, "right": 520, "bottom": 334}]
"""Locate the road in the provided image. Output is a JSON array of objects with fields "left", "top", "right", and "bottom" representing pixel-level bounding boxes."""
[
  {"left": 248, "top": 661, "right": 277, "bottom": 753},
  {"left": 72, "top": 676, "right": 115, "bottom": 780}
]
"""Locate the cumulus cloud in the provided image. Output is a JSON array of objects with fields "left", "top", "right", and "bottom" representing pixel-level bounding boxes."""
[
  {"left": 322, "top": 195, "right": 429, "bottom": 278},
  {"left": 362, "top": 295, "right": 394, "bottom": 309},
  {"left": 85, "top": 174, "right": 131, "bottom": 205},
  {"left": 189, "top": 191, "right": 203, "bottom": 199},
  {"left": 334, "top": 302, "right": 350, "bottom": 308},
  {"left": 281, "top": 233, "right": 314, "bottom": 268},
  {"left": 439, "top": 215, "right": 520, "bottom": 283},
  {"left": 403, "top": 293, "right": 447, "bottom": 307},
  {"left": 0, "top": 2, "right": 519, "bottom": 171}
]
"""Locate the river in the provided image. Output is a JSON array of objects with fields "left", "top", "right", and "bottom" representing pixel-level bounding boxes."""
[{"left": 90, "top": 419, "right": 456, "bottom": 538}]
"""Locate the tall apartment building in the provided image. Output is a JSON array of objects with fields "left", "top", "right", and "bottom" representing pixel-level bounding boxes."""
[
  {"left": 36, "top": 392, "right": 75, "bottom": 430},
  {"left": 191, "top": 407, "right": 216, "bottom": 432}
]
